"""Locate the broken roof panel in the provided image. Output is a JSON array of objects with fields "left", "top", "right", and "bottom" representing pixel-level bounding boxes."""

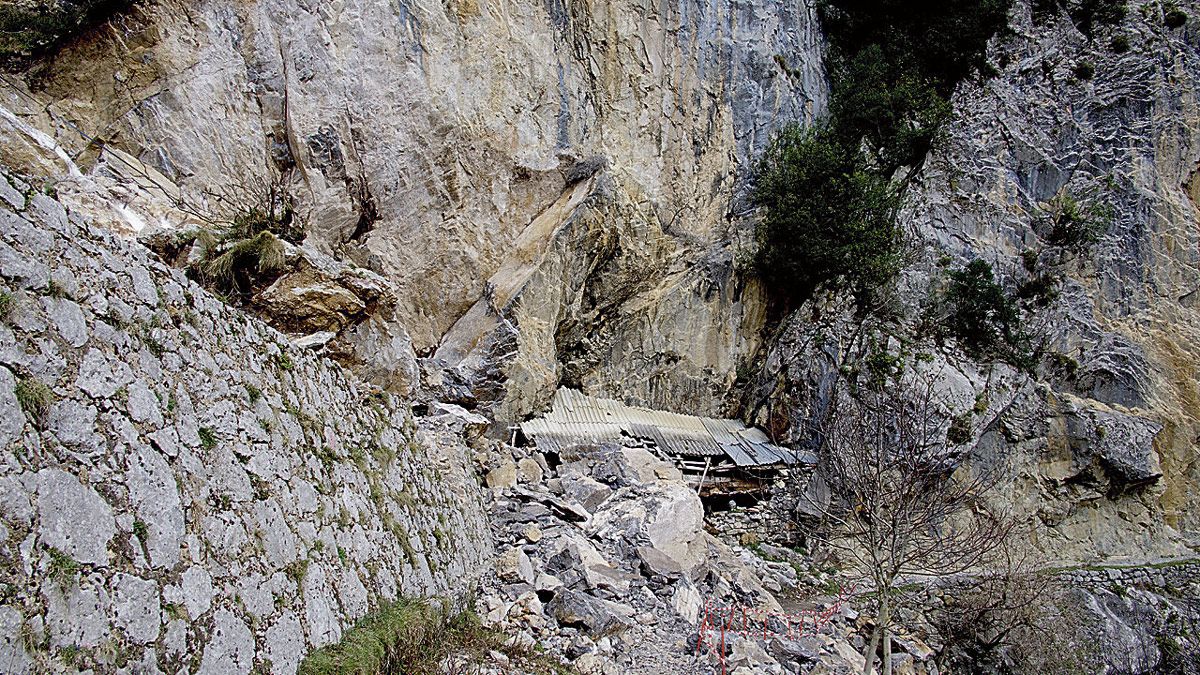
[{"left": 521, "top": 388, "right": 808, "bottom": 467}]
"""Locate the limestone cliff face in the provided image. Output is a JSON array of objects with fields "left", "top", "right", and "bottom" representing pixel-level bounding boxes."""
[
  {"left": 1, "top": 0, "right": 825, "bottom": 420},
  {"left": 2, "top": 0, "right": 1198, "bottom": 568},
  {"left": 750, "top": 1, "right": 1200, "bottom": 562}
]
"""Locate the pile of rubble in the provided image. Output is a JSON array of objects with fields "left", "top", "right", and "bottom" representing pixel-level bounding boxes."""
[{"left": 447, "top": 407, "right": 942, "bottom": 675}]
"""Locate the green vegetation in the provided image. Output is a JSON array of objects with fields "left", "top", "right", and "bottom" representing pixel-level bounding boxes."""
[
  {"left": 1163, "top": 2, "right": 1188, "bottom": 28},
  {"left": 0, "top": 291, "right": 14, "bottom": 319},
  {"left": 753, "top": 0, "right": 1014, "bottom": 306},
  {"left": 1043, "top": 190, "right": 1112, "bottom": 251},
  {"left": 753, "top": 124, "right": 903, "bottom": 302},
  {"left": 274, "top": 351, "right": 294, "bottom": 372},
  {"left": 197, "top": 427, "right": 217, "bottom": 450},
  {"left": 1073, "top": 60, "right": 1096, "bottom": 80},
  {"left": 285, "top": 559, "right": 310, "bottom": 586},
  {"left": 185, "top": 179, "right": 300, "bottom": 300},
  {"left": 0, "top": 0, "right": 133, "bottom": 67},
  {"left": 947, "top": 413, "right": 973, "bottom": 445},
  {"left": 14, "top": 376, "right": 53, "bottom": 422},
  {"left": 941, "top": 260, "right": 1033, "bottom": 369},
  {"left": 299, "top": 598, "right": 573, "bottom": 675},
  {"left": 46, "top": 546, "right": 79, "bottom": 587}
]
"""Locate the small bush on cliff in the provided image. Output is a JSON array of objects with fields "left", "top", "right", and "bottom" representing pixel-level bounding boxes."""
[
  {"left": 818, "top": 0, "right": 1013, "bottom": 174},
  {"left": 1163, "top": 3, "right": 1188, "bottom": 28},
  {"left": 940, "top": 260, "right": 1033, "bottom": 368},
  {"left": 186, "top": 178, "right": 300, "bottom": 298},
  {"left": 1042, "top": 190, "right": 1111, "bottom": 252}
]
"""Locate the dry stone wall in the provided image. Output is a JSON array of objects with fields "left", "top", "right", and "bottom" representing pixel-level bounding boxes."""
[{"left": 0, "top": 169, "right": 491, "bottom": 674}]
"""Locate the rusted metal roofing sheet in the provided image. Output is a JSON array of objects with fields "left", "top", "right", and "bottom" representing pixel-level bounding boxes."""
[{"left": 520, "top": 388, "right": 808, "bottom": 467}]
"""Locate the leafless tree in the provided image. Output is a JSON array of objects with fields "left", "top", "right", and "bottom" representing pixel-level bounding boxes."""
[
  {"left": 797, "top": 375, "right": 1016, "bottom": 675},
  {"left": 930, "top": 547, "right": 1097, "bottom": 673}
]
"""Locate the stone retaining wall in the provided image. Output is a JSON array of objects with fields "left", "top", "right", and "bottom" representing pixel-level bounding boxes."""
[
  {"left": 0, "top": 172, "right": 491, "bottom": 673},
  {"left": 1057, "top": 560, "right": 1200, "bottom": 591}
]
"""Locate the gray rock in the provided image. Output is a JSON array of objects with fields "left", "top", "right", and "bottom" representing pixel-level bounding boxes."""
[
  {"left": 548, "top": 589, "right": 634, "bottom": 636},
  {"left": 0, "top": 367, "right": 24, "bottom": 448},
  {"left": 0, "top": 606, "right": 33, "bottom": 674},
  {"left": 44, "top": 580, "right": 110, "bottom": 648},
  {"left": 75, "top": 348, "right": 130, "bottom": 399},
  {"left": 486, "top": 462, "right": 518, "bottom": 490},
  {"left": 44, "top": 297, "right": 87, "bottom": 348},
  {"left": 265, "top": 612, "right": 305, "bottom": 675},
  {"left": 127, "top": 445, "right": 184, "bottom": 568},
  {"left": 636, "top": 546, "right": 684, "bottom": 579},
  {"left": 198, "top": 610, "right": 255, "bottom": 675},
  {"left": 45, "top": 399, "right": 97, "bottom": 447},
  {"left": 180, "top": 566, "right": 214, "bottom": 619},
  {"left": 496, "top": 547, "right": 536, "bottom": 585},
  {"left": 561, "top": 474, "right": 612, "bottom": 513},
  {"left": 0, "top": 178, "right": 24, "bottom": 211},
  {"left": 36, "top": 469, "right": 114, "bottom": 565},
  {"left": 126, "top": 382, "right": 164, "bottom": 426},
  {"left": 517, "top": 457, "right": 544, "bottom": 484},
  {"left": 111, "top": 573, "right": 161, "bottom": 644}
]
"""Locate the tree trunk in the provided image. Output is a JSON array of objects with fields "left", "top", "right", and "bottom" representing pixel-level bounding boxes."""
[
  {"left": 861, "top": 623, "right": 880, "bottom": 675},
  {"left": 881, "top": 592, "right": 892, "bottom": 675}
]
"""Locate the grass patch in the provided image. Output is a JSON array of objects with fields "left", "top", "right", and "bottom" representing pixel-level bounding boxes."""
[
  {"left": 299, "top": 598, "right": 573, "bottom": 675},
  {"left": 198, "top": 427, "right": 217, "bottom": 450},
  {"left": 14, "top": 376, "right": 53, "bottom": 423},
  {"left": 46, "top": 546, "right": 79, "bottom": 588}
]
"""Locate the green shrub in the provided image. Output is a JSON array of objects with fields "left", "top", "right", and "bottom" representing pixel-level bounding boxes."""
[
  {"left": 1073, "top": 60, "right": 1096, "bottom": 80},
  {"left": 754, "top": 0, "right": 1014, "bottom": 307},
  {"left": 1164, "top": 7, "right": 1188, "bottom": 28},
  {"left": 942, "top": 260, "right": 1033, "bottom": 368},
  {"left": 1043, "top": 191, "right": 1111, "bottom": 251},
  {"left": 197, "top": 427, "right": 217, "bottom": 450},
  {"left": 0, "top": 291, "right": 14, "bottom": 319},
  {"left": 1016, "top": 273, "right": 1060, "bottom": 308},
  {"left": 753, "top": 124, "right": 903, "bottom": 302},
  {"left": 818, "top": 0, "right": 1013, "bottom": 173},
  {"left": 188, "top": 179, "right": 299, "bottom": 299},
  {"left": 1110, "top": 34, "right": 1131, "bottom": 52},
  {"left": 947, "top": 413, "right": 973, "bottom": 444},
  {"left": 46, "top": 546, "right": 78, "bottom": 587}
]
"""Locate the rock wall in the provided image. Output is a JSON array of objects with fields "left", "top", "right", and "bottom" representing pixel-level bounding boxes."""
[
  {"left": 748, "top": 0, "right": 1200, "bottom": 564},
  {"left": 1, "top": 0, "right": 827, "bottom": 421},
  {"left": 0, "top": 170, "right": 491, "bottom": 673}
]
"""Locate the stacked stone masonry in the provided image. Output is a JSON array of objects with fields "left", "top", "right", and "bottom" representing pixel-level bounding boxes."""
[{"left": 0, "top": 170, "right": 491, "bottom": 674}]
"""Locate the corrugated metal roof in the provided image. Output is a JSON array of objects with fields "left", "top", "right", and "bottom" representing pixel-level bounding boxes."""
[{"left": 520, "top": 388, "right": 808, "bottom": 467}]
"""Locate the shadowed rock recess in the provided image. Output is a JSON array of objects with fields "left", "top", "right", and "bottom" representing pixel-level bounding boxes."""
[{"left": 0, "top": 0, "right": 1198, "bottom": 673}]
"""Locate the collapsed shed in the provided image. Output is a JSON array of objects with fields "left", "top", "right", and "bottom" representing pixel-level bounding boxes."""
[{"left": 519, "top": 388, "right": 816, "bottom": 499}]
